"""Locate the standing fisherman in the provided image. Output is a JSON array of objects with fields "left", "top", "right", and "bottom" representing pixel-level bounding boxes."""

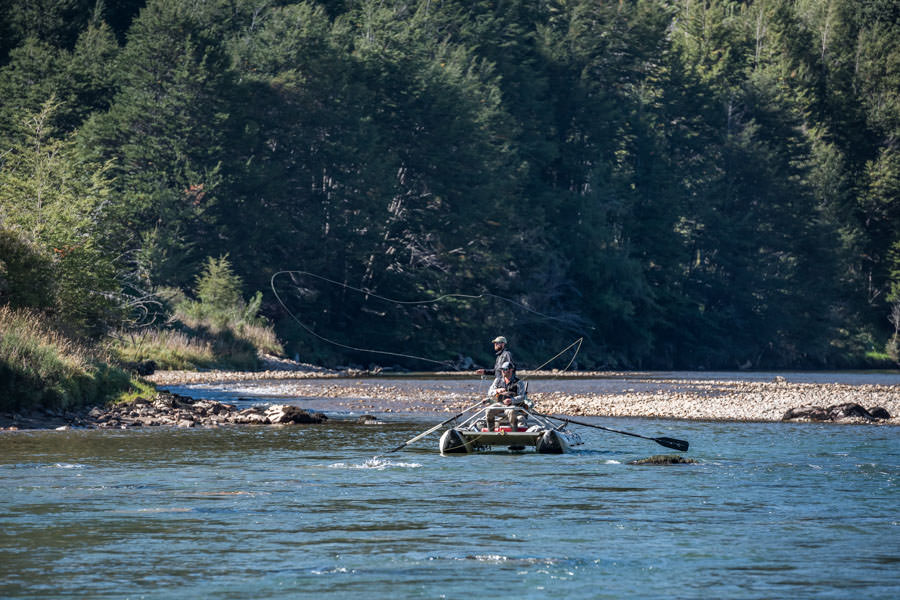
[{"left": 476, "top": 335, "right": 513, "bottom": 391}]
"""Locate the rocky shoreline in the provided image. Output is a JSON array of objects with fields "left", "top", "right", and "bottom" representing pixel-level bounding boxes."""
[
  {"left": 4, "top": 369, "right": 898, "bottom": 431},
  {"left": 532, "top": 378, "right": 898, "bottom": 424},
  {"left": 0, "top": 392, "right": 326, "bottom": 431},
  {"left": 148, "top": 369, "right": 900, "bottom": 425}
]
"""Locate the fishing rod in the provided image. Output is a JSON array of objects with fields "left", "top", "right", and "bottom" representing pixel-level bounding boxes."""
[
  {"left": 270, "top": 271, "right": 455, "bottom": 368},
  {"left": 531, "top": 412, "right": 689, "bottom": 452},
  {"left": 270, "top": 269, "right": 588, "bottom": 369},
  {"left": 270, "top": 268, "right": 595, "bottom": 456},
  {"left": 374, "top": 338, "right": 581, "bottom": 458}
]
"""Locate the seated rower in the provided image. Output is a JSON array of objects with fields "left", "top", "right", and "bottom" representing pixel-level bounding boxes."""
[{"left": 485, "top": 362, "right": 526, "bottom": 431}]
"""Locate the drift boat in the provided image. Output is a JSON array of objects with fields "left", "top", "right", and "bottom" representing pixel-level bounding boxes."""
[{"left": 439, "top": 404, "right": 583, "bottom": 454}]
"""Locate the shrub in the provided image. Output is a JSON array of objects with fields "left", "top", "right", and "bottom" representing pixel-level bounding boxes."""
[
  {"left": 107, "top": 255, "right": 284, "bottom": 370},
  {"left": 0, "top": 229, "right": 56, "bottom": 311}
]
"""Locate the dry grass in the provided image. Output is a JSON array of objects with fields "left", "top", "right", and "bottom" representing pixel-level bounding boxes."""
[
  {"left": 0, "top": 305, "right": 90, "bottom": 370},
  {"left": 107, "top": 328, "right": 217, "bottom": 370},
  {"left": 0, "top": 305, "right": 134, "bottom": 410}
]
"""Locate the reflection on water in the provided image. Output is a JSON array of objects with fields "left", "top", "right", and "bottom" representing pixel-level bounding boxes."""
[{"left": 1, "top": 389, "right": 899, "bottom": 598}]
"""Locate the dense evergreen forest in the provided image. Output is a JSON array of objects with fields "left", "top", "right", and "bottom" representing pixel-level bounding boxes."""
[{"left": 1, "top": 0, "right": 899, "bottom": 370}]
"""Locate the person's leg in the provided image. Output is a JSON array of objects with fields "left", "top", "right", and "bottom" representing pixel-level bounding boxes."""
[
  {"left": 486, "top": 406, "right": 500, "bottom": 430},
  {"left": 506, "top": 408, "right": 523, "bottom": 430}
]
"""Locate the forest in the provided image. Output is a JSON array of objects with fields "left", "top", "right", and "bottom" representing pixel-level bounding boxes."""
[{"left": 2, "top": 0, "right": 899, "bottom": 373}]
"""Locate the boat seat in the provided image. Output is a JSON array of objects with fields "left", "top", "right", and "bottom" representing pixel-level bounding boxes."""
[
  {"left": 482, "top": 405, "right": 529, "bottom": 432},
  {"left": 481, "top": 425, "right": 528, "bottom": 432}
]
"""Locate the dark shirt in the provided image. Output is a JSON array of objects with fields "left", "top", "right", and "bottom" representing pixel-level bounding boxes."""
[
  {"left": 484, "top": 348, "right": 513, "bottom": 376},
  {"left": 489, "top": 374, "right": 521, "bottom": 403}
]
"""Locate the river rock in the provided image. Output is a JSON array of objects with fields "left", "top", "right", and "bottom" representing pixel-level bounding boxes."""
[
  {"left": 868, "top": 406, "right": 892, "bottom": 420},
  {"left": 233, "top": 409, "right": 269, "bottom": 424},
  {"left": 782, "top": 406, "right": 830, "bottom": 421},
  {"left": 782, "top": 403, "right": 892, "bottom": 422},
  {"left": 35, "top": 392, "right": 331, "bottom": 429},
  {"left": 828, "top": 403, "right": 873, "bottom": 420},
  {"left": 630, "top": 454, "right": 698, "bottom": 465},
  {"left": 265, "top": 404, "right": 327, "bottom": 424}
]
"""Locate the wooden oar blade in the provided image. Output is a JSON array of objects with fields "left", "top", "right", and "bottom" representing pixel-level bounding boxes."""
[{"left": 654, "top": 437, "right": 689, "bottom": 452}]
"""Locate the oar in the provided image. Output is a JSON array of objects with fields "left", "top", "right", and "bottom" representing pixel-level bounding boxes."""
[
  {"left": 535, "top": 412, "right": 690, "bottom": 452},
  {"left": 375, "top": 399, "right": 487, "bottom": 458}
]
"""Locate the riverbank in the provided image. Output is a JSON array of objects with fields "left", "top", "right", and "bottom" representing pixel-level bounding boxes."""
[
  {"left": 5, "top": 368, "right": 897, "bottom": 430},
  {"left": 147, "top": 368, "right": 900, "bottom": 425},
  {"left": 0, "top": 391, "right": 326, "bottom": 430}
]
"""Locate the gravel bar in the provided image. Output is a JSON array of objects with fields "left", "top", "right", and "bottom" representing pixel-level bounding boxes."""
[{"left": 146, "top": 369, "right": 900, "bottom": 424}]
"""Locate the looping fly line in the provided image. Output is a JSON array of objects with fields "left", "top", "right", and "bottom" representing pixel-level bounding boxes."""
[{"left": 270, "top": 270, "right": 583, "bottom": 372}]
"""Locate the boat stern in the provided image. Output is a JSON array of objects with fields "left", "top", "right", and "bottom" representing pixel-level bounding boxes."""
[{"left": 439, "top": 428, "right": 471, "bottom": 454}]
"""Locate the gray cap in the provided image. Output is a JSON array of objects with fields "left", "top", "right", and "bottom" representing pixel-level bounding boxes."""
[
  {"left": 500, "top": 361, "right": 515, "bottom": 370},
  {"left": 492, "top": 336, "right": 507, "bottom": 344}
]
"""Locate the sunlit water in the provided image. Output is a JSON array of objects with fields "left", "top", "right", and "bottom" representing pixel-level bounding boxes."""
[{"left": 2, "top": 379, "right": 899, "bottom": 598}]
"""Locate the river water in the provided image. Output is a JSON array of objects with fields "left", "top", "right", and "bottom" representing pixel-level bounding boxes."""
[{"left": 2, "top": 376, "right": 899, "bottom": 598}]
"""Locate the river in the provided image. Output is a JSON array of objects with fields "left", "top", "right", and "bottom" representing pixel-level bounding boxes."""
[{"left": 2, "top": 375, "right": 899, "bottom": 598}]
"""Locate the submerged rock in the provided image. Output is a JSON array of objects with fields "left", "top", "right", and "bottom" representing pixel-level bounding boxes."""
[{"left": 630, "top": 454, "right": 698, "bottom": 465}]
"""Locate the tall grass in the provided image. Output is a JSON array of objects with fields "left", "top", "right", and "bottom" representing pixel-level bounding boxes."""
[
  {"left": 106, "top": 256, "right": 285, "bottom": 371},
  {"left": 0, "top": 305, "right": 136, "bottom": 411},
  {"left": 107, "top": 319, "right": 284, "bottom": 371},
  {"left": 107, "top": 329, "right": 218, "bottom": 370}
]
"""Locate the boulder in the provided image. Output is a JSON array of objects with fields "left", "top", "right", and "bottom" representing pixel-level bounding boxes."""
[
  {"left": 630, "top": 454, "right": 698, "bottom": 465},
  {"left": 782, "top": 403, "right": 892, "bottom": 422},
  {"left": 782, "top": 406, "right": 829, "bottom": 421},
  {"left": 122, "top": 360, "right": 156, "bottom": 376},
  {"left": 232, "top": 409, "right": 269, "bottom": 424},
  {"left": 264, "top": 404, "right": 326, "bottom": 424},
  {"left": 868, "top": 406, "right": 892, "bottom": 420}
]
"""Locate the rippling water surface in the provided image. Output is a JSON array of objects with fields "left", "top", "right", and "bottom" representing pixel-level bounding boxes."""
[{"left": 2, "top": 382, "right": 899, "bottom": 598}]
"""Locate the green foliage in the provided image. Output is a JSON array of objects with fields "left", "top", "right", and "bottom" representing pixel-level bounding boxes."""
[
  {"left": 193, "top": 255, "right": 244, "bottom": 315},
  {"left": 2, "top": 0, "right": 900, "bottom": 369},
  {"left": 106, "top": 328, "right": 217, "bottom": 371},
  {"left": 0, "top": 228, "right": 55, "bottom": 311},
  {"left": 0, "top": 305, "right": 136, "bottom": 411},
  {"left": 0, "top": 98, "right": 119, "bottom": 335},
  {"left": 107, "top": 255, "right": 282, "bottom": 370}
]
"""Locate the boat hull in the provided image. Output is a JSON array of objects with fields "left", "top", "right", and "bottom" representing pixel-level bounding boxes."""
[
  {"left": 438, "top": 428, "right": 470, "bottom": 454},
  {"left": 535, "top": 429, "right": 569, "bottom": 454},
  {"left": 439, "top": 427, "right": 580, "bottom": 454}
]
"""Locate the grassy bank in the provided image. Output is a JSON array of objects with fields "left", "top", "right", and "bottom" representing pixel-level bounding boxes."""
[
  {"left": 106, "top": 314, "right": 284, "bottom": 372},
  {"left": 0, "top": 306, "right": 150, "bottom": 412},
  {"left": 104, "top": 256, "right": 285, "bottom": 371}
]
